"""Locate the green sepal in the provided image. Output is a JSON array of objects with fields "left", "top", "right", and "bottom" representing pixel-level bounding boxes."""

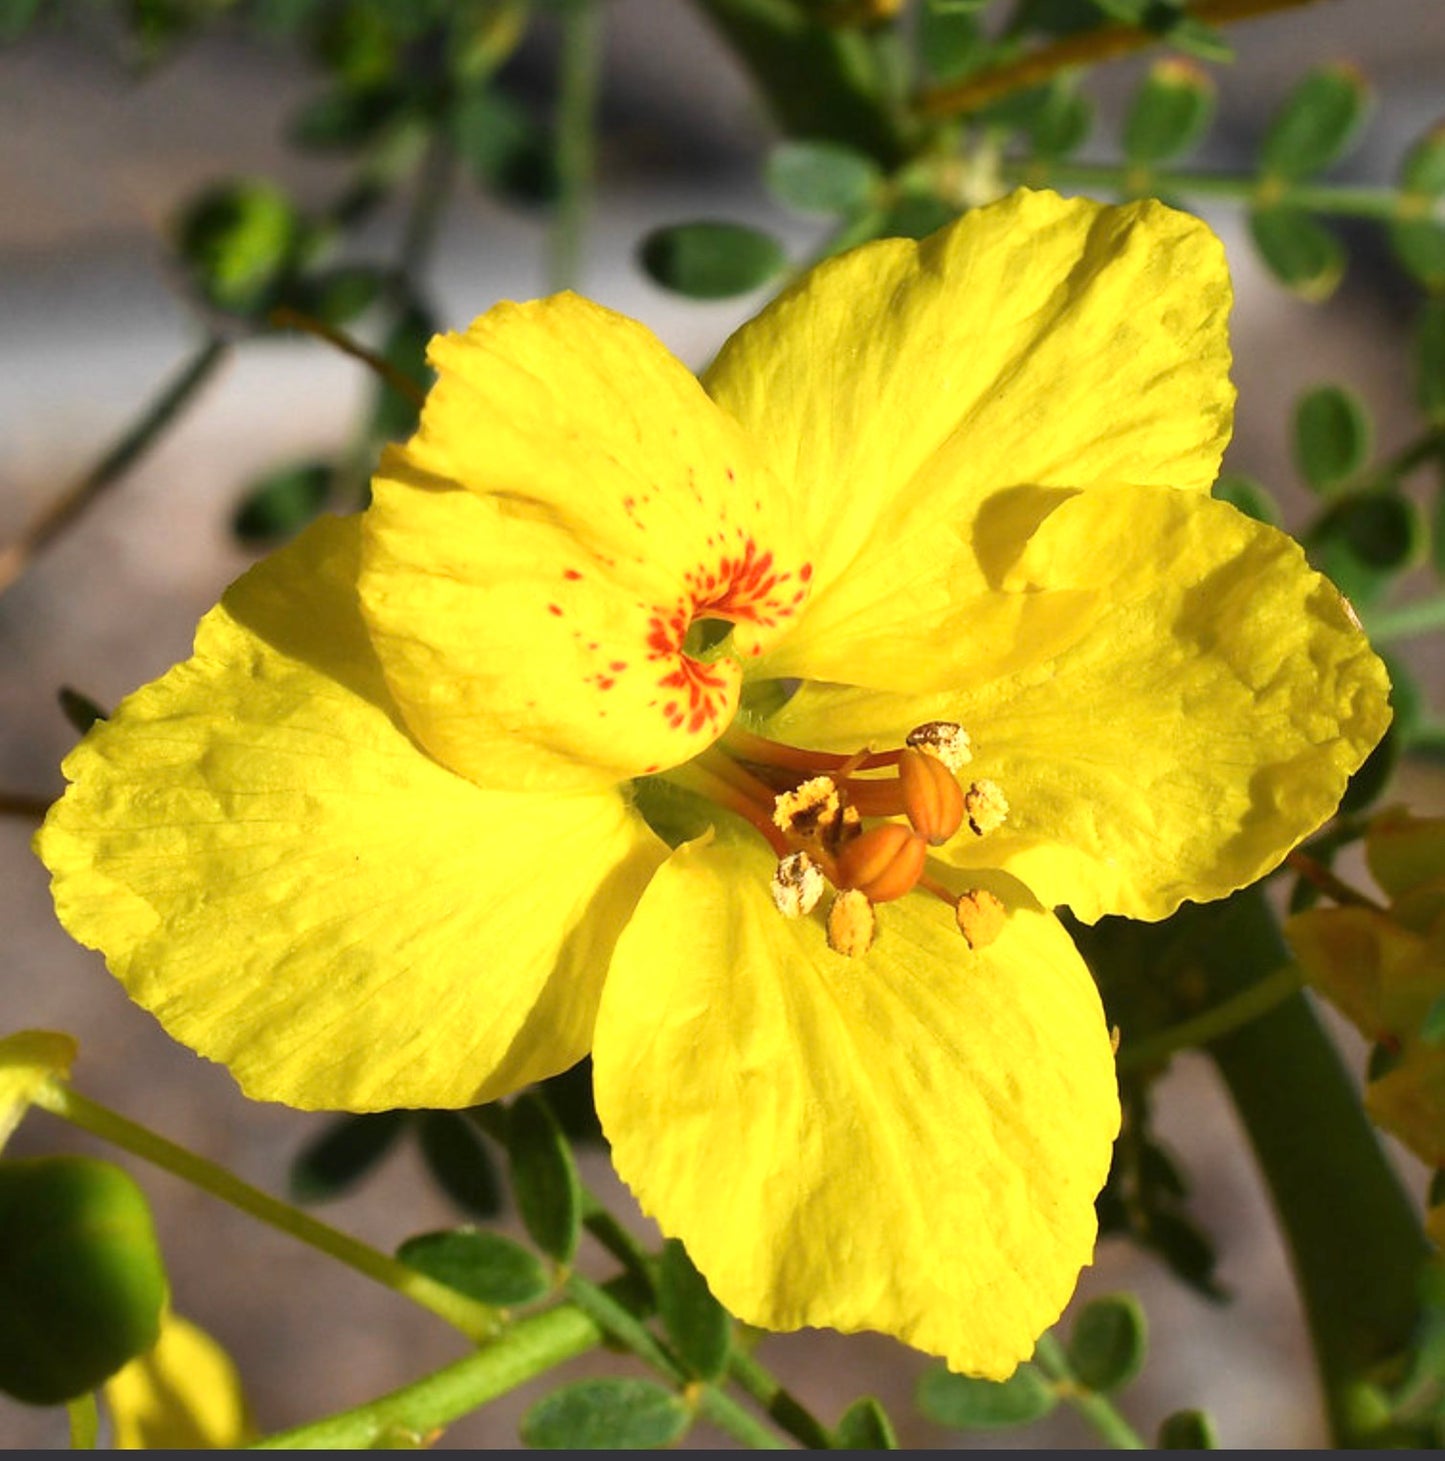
[
  {"left": 765, "top": 140, "right": 881, "bottom": 216},
  {"left": 288, "top": 1110, "right": 409, "bottom": 1204},
  {"left": 505, "top": 1094, "right": 582, "bottom": 1265},
  {"left": 1261, "top": 63, "right": 1372, "bottom": 180},
  {"left": 521, "top": 1377, "right": 691, "bottom": 1449},
  {"left": 915, "top": 1363, "right": 1056, "bottom": 1429},
  {"left": 1123, "top": 59, "right": 1215, "bottom": 166},
  {"left": 1249, "top": 206, "right": 1345, "bottom": 300},
  {"left": 638, "top": 221, "right": 788, "bottom": 300},
  {"left": 656, "top": 1238, "right": 730, "bottom": 1381},
  {"left": 1293, "top": 384, "right": 1371, "bottom": 494},
  {"left": 418, "top": 1111, "right": 503, "bottom": 1219},
  {"left": 833, "top": 1395, "right": 898, "bottom": 1448},
  {"left": 0, "top": 1156, "right": 168, "bottom": 1406},
  {"left": 396, "top": 1228, "right": 551, "bottom": 1307},
  {"left": 1159, "top": 1408, "right": 1219, "bottom": 1447},
  {"left": 1066, "top": 1294, "right": 1148, "bottom": 1393},
  {"left": 232, "top": 462, "right": 332, "bottom": 547}
]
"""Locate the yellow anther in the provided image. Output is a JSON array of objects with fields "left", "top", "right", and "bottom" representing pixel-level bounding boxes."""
[
  {"left": 963, "top": 778, "right": 1008, "bottom": 836},
  {"left": 834, "top": 823, "right": 928, "bottom": 903},
  {"left": 771, "top": 851, "right": 825, "bottom": 918},
  {"left": 905, "top": 721, "right": 972, "bottom": 773},
  {"left": 955, "top": 888, "right": 1007, "bottom": 950},
  {"left": 826, "top": 888, "right": 875, "bottom": 958},
  {"left": 897, "top": 746, "right": 965, "bottom": 845}
]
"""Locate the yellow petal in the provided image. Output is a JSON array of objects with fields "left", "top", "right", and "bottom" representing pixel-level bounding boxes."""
[
  {"left": 105, "top": 1312, "right": 252, "bottom": 1449},
  {"left": 765, "top": 486, "right": 1389, "bottom": 922},
  {"left": 1367, "top": 811, "right": 1445, "bottom": 904},
  {"left": 705, "top": 188, "right": 1233, "bottom": 689},
  {"left": 37, "top": 517, "right": 664, "bottom": 1112},
  {"left": 0, "top": 1030, "right": 76, "bottom": 1154},
  {"left": 592, "top": 825, "right": 1119, "bottom": 1377},
  {"left": 361, "top": 293, "right": 810, "bottom": 794}
]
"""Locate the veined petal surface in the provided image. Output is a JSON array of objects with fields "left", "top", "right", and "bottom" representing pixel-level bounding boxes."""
[
  {"left": 705, "top": 189, "right": 1234, "bottom": 690},
  {"left": 38, "top": 517, "right": 663, "bottom": 1112},
  {"left": 592, "top": 826, "right": 1118, "bottom": 1377},
  {"left": 362, "top": 293, "right": 811, "bottom": 794},
  {"left": 765, "top": 486, "right": 1389, "bottom": 923}
]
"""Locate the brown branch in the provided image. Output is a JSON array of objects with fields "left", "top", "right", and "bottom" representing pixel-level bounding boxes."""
[
  {"left": 917, "top": 0, "right": 1337, "bottom": 119},
  {"left": 0, "top": 790, "right": 53, "bottom": 822},
  {"left": 1286, "top": 849, "right": 1388, "bottom": 913},
  {"left": 268, "top": 309, "right": 427, "bottom": 410}
]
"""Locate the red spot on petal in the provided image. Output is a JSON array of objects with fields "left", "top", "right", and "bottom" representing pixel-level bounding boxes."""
[
  {"left": 563, "top": 568, "right": 583, "bottom": 581},
  {"left": 547, "top": 603, "right": 564, "bottom": 616}
]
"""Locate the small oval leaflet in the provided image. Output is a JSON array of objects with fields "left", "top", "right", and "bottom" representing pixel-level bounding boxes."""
[
  {"left": 1123, "top": 60, "right": 1215, "bottom": 167},
  {"left": 1066, "top": 1294, "right": 1148, "bottom": 1393},
  {"left": 766, "top": 140, "right": 880, "bottom": 217},
  {"left": 521, "top": 1377, "right": 691, "bottom": 1450},
  {"left": 1261, "top": 63, "right": 1372, "bottom": 180},
  {"left": 1159, "top": 1407, "right": 1220, "bottom": 1448},
  {"left": 289, "top": 1109, "right": 409, "bottom": 1204},
  {"left": 1249, "top": 207, "right": 1345, "bottom": 301},
  {"left": 657, "top": 1237, "right": 731, "bottom": 1381},
  {"left": 506, "top": 1093, "right": 582, "bottom": 1264},
  {"left": 915, "top": 1363, "right": 1056, "bottom": 1429},
  {"left": 418, "top": 1110, "right": 504, "bottom": 1219},
  {"left": 1293, "top": 385, "right": 1371, "bottom": 494},
  {"left": 397, "top": 1228, "right": 551, "bottom": 1308},
  {"left": 834, "top": 1395, "right": 898, "bottom": 1449},
  {"left": 639, "top": 221, "right": 788, "bottom": 301}
]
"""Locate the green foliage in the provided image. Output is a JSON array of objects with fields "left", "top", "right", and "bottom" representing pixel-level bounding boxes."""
[
  {"left": 1261, "top": 63, "right": 1372, "bottom": 180},
  {"left": 918, "top": 2, "right": 984, "bottom": 81},
  {"left": 766, "top": 140, "right": 881, "bottom": 215},
  {"left": 1159, "top": 1408, "right": 1219, "bottom": 1447},
  {"left": 834, "top": 1395, "right": 898, "bottom": 1448},
  {"left": 397, "top": 1228, "right": 551, "bottom": 1307},
  {"left": 1213, "top": 472, "right": 1282, "bottom": 527},
  {"left": 57, "top": 686, "right": 108, "bottom": 736},
  {"left": 915, "top": 1363, "right": 1056, "bottom": 1429},
  {"left": 0, "top": 0, "right": 42, "bottom": 42},
  {"left": 521, "top": 1377, "right": 691, "bottom": 1449},
  {"left": 1416, "top": 301, "right": 1445, "bottom": 425},
  {"left": 371, "top": 302, "right": 436, "bottom": 443},
  {"left": 232, "top": 462, "right": 333, "bottom": 547},
  {"left": 1248, "top": 206, "right": 1345, "bottom": 300},
  {"left": 174, "top": 179, "right": 306, "bottom": 317},
  {"left": 505, "top": 1094, "right": 581, "bottom": 1264},
  {"left": 639, "top": 221, "right": 788, "bottom": 300},
  {"left": 289, "top": 1110, "right": 409, "bottom": 1203},
  {"left": 1066, "top": 1294, "right": 1148, "bottom": 1392},
  {"left": 1294, "top": 385, "right": 1372, "bottom": 493},
  {"left": 656, "top": 1238, "right": 730, "bottom": 1380},
  {"left": 0, "top": 1157, "right": 167, "bottom": 1405},
  {"left": 418, "top": 1111, "right": 503, "bottom": 1219},
  {"left": 454, "top": 85, "right": 559, "bottom": 206},
  {"left": 1123, "top": 59, "right": 1215, "bottom": 166}
]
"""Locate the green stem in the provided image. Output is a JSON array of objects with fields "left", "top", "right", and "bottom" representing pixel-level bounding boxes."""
[
  {"left": 551, "top": 0, "right": 603, "bottom": 291},
  {"left": 1117, "top": 963, "right": 1305, "bottom": 1072},
  {"left": 1364, "top": 593, "right": 1445, "bottom": 645},
  {"left": 67, "top": 1394, "right": 99, "bottom": 1450},
  {"left": 1199, "top": 889, "right": 1430, "bottom": 1446},
  {"left": 0, "top": 335, "right": 228, "bottom": 598},
  {"left": 250, "top": 1302, "right": 605, "bottom": 1448},
  {"left": 1032, "top": 1333, "right": 1146, "bottom": 1449},
  {"left": 918, "top": 0, "right": 1333, "bottom": 118},
  {"left": 1001, "top": 158, "right": 1416, "bottom": 222},
  {"left": 728, "top": 1347, "right": 836, "bottom": 1449},
  {"left": 29, "top": 1083, "right": 503, "bottom": 1344}
]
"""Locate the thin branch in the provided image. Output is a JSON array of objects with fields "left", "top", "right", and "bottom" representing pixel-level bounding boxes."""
[
  {"left": 0, "top": 791, "right": 51, "bottom": 822},
  {"left": 268, "top": 308, "right": 427, "bottom": 409}
]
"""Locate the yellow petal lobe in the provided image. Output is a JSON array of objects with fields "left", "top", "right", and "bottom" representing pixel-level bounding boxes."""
[
  {"left": 0, "top": 1031, "right": 76, "bottom": 1154},
  {"left": 37, "top": 517, "right": 664, "bottom": 1112},
  {"left": 592, "top": 827, "right": 1118, "bottom": 1377},
  {"left": 362, "top": 293, "right": 809, "bottom": 793}
]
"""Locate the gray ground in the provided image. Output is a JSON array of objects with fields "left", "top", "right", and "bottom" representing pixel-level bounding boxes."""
[{"left": 2, "top": 0, "right": 1444, "bottom": 1447}]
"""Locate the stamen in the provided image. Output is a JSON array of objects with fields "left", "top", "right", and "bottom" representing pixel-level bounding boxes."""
[
  {"left": 906, "top": 721, "right": 972, "bottom": 772},
  {"left": 826, "top": 889, "right": 875, "bottom": 957},
  {"left": 955, "top": 888, "right": 1007, "bottom": 950},
  {"left": 834, "top": 824, "right": 928, "bottom": 903},
  {"left": 722, "top": 723, "right": 902, "bottom": 774},
  {"left": 772, "top": 775, "right": 841, "bottom": 838},
  {"left": 772, "top": 851, "right": 825, "bottom": 918},
  {"left": 897, "top": 747, "right": 965, "bottom": 845},
  {"left": 963, "top": 779, "right": 1009, "bottom": 836}
]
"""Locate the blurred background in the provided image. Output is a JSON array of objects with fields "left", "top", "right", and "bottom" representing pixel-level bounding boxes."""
[{"left": 2, "top": 0, "right": 1444, "bottom": 1446}]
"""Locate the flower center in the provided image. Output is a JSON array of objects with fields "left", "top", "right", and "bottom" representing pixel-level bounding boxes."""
[{"left": 678, "top": 721, "right": 1009, "bottom": 957}]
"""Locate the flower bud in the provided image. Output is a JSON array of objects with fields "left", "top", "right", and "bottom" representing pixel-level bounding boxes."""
[
  {"left": 834, "top": 823, "right": 927, "bottom": 903},
  {"left": 898, "top": 747, "right": 965, "bottom": 845}
]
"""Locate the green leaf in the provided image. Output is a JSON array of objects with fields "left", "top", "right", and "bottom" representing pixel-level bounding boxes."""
[
  {"left": 1067, "top": 1294, "right": 1148, "bottom": 1392},
  {"left": 453, "top": 85, "right": 558, "bottom": 206},
  {"left": 397, "top": 1228, "right": 551, "bottom": 1307},
  {"left": 0, "top": 1157, "right": 168, "bottom": 1406},
  {"left": 1402, "top": 122, "right": 1445, "bottom": 197},
  {"left": 505, "top": 1093, "right": 581, "bottom": 1264},
  {"left": 1029, "top": 85, "right": 1092, "bottom": 159},
  {"left": 1328, "top": 491, "right": 1425, "bottom": 572},
  {"left": 1213, "top": 472, "right": 1281, "bottom": 526},
  {"left": 1160, "top": 16, "right": 1232, "bottom": 63},
  {"left": 232, "top": 462, "right": 332, "bottom": 546},
  {"left": 1261, "top": 63, "right": 1372, "bottom": 180},
  {"left": 657, "top": 1238, "right": 730, "bottom": 1380},
  {"left": 1123, "top": 59, "right": 1215, "bottom": 166},
  {"left": 1338, "top": 723, "right": 1399, "bottom": 817},
  {"left": 0, "top": 0, "right": 43, "bottom": 42},
  {"left": 915, "top": 1363, "right": 1056, "bottom": 1429},
  {"left": 521, "top": 1378, "right": 691, "bottom": 1449},
  {"left": 174, "top": 179, "right": 303, "bottom": 316},
  {"left": 918, "top": 2, "right": 983, "bottom": 81},
  {"left": 1159, "top": 1408, "right": 1219, "bottom": 1447},
  {"left": 1391, "top": 219, "right": 1445, "bottom": 292},
  {"left": 288, "top": 84, "right": 405, "bottom": 151},
  {"left": 297, "top": 264, "right": 388, "bottom": 326},
  {"left": 535, "top": 1058, "right": 603, "bottom": 1146},
  {"left": 371, "top": 302, "right": 435, "bottom": 444},
  {"left": 418, "top": 1111, "right": 503, "bottom": 1219},
  {"left": 638, "top": 222, "right": 787, "bottom": 300},
  {"left": 1420, "top": 993, "right": 1445, "bottom": 1047},
  {"left": 1249, "top": 207, "right": 1344, "bottom": 300},
  {"left": 881, "top": 190, "right": 956, "bottom": 241},
  {"left": 834, "top": 1395, "right": 898, "bottom": 1448},
  {"left": 1293, "top": 385, "right": 1371, "bottom": 493},
  {"left": 1148, "top": 1209, "right": 1226, "bottom": 1300},
  {"left": 58, "top": 686, "right": 107, "bottom": 735},
  {"left": 1416, "top": 300, "right": 1445, "bottom": 426},
  {"left": 288, "top": 1110, "right": 408, "bottom": 1204},
  {"left": 765, "top": 140, "right": 880, "bottom": 216}
]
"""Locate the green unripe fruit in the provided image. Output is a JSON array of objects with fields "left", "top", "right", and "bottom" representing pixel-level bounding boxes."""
[{"left": 0, "top": 1156, "right": 168, "bottom": 1406}]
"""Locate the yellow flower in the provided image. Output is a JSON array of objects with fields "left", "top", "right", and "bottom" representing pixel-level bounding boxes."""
[{"left": 37, "top": 190, "right": 1388, "bottom": 1376}]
